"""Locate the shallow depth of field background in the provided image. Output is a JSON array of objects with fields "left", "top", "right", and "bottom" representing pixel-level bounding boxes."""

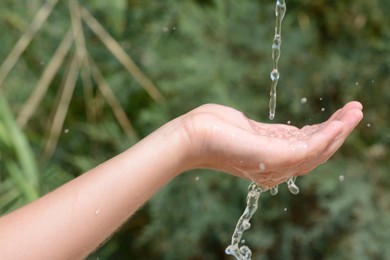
[{"left": 1, "top": 0, "right": 389, "bottom": 259}]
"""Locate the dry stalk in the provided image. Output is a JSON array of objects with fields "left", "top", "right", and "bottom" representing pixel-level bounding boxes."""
[
  {"left": 80, "top": 6, "right": 165, "bottom": 104},
  {"left": 89, "top": 58, "right": 137, "bottom": 139},
  {"left": 44, "top": 52, "right": 81, "bottom": 157},
  {"left": 69, "top": 0, "right": 96, "bottom": 124},
  {"left": 17, "top": 29, "right": 73, "bottom": 128},
  {"left": 0, "top": 0, "right": 59, "bottom": 90}
]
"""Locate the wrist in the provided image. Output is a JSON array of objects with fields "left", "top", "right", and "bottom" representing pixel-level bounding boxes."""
[
  {"left": 176, "top": 106, "right": 218, "bottom": 171},
  {"left": 173, "top": 120, "right": 197, "bottom": 173},
  {"left": 148, "top": 115, "right": 197, "bottom": 177}
]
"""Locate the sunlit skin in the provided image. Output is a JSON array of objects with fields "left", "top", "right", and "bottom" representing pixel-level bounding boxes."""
[
  {"left": 187, "top": 101, "right": 363, "bottom": 188},
  {"left": 0, "top": 101, "right": 363, "bottom": 259}
]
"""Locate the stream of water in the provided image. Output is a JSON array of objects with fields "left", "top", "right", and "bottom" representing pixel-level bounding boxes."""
[
  {"left": 225, "top": 1, "right": 300, "bottom": 259},
  {"left": 268, "top": 0, "right": 286, "bottom": 121}
]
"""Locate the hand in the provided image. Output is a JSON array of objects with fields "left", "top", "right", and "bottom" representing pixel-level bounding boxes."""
[{"left": 182, "top": 101, "right": 363, "bottom": 188}]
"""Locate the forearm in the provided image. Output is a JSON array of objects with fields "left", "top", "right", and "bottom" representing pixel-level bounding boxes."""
[{"left": 0, "top": 117, "right": 190, "bottom": 259}]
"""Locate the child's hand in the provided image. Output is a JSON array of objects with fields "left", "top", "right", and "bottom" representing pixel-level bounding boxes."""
[{"left": 182, "top": 101, "right": 363, "bottom": 188}]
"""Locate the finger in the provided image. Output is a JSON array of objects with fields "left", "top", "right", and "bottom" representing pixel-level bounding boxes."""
[
  {"left": 309, "top": 101, "right": 362, "bottom": 131},
  {"left": 316, "top": 107, "right": 363, "bottom": 161},
  {"left": 244, "top": 102, "right": 363, "bottom": 183},
  {"left": 280, "top": 121, "right": 343, "bottom": 176},
  {"left": 334, "top": 101, "right": 363, "bottom": 122},
  {"left": 342, "top": 101, "right": 363, "bottom": 111},
  {"left": 289, "top": 106, "right": 363, "bottom": 175},
  {"left": 337, "top": 107, "right": 363, "bottom": 130},
  {"left": 298, "top": 120, "right": 343, "bottom": 162},
  {"left": 291, "top": 135, "right": 346, "bottom": 176},
  {"left": 243, "top": 102, "right": 363, "bottom": 184}
]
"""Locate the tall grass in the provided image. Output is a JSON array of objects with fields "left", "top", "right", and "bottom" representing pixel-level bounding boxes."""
[
  {"left": 0, "top": 95, "right": 40, "bottom": 214},
  {"left": 0, "top": 0, "right": 161, "bottom": 214},
  {"left": 0, "top": 0, "right": 163, "bottom": 157}
]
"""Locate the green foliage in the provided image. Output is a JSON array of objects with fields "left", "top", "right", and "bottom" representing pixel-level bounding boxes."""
[
  {"left": 1, "top": 0, "right": 389, "bottom": 259},
  {"left": 0, "top": 96, "right": 40, "bottom": 214}
]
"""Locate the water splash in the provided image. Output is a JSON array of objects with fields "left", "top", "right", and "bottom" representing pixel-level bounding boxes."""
[
  {"left": 226, "top": 178, "right": 300, "bottom": 259},
  {"left": 225, "top": 182, "right": 262, "bottom": 259},
  {"left": 268, "top": 0, "right": 286, "bottom": 120}
]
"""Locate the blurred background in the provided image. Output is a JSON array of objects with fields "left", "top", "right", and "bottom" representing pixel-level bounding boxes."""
[{"left": 0, "top": 0, "right": 389, "bottom": 259}]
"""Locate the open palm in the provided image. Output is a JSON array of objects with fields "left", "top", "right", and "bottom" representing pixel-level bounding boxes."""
[{"left": 184, "top": 101, "right": 363, "bottom": 188}]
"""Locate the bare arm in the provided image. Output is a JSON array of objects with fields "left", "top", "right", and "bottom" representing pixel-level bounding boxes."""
[{"left": 0, "top": 101, "right": 363, "bottom": 259}]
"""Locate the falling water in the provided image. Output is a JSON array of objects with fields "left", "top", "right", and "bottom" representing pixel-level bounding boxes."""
[
  {"left": 225, "top": 179, "right": 299, "bottom": 259},
  {"left": 267, "top": 0, "right": 300, "bottom": 202},
  {"left": 225, "top": 182, "right": 262, "bottom": 259},
  {"left": 267, "top": 0, "right": 299, "bottom": 200},
  {"left": 225, "top": 1, "right": 302, "bottom": 259},
  {"left": 287, "top": 176, "right": 299, "bottom": 194},
  {"left": 268, "top": 0, "right": 286, "bottom": 120}
]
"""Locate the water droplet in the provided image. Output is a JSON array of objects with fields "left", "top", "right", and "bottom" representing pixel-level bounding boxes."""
[
  {"left": 259, "top": 163, "right": 266, "bottom": 172},
  {"left": 288, "top": 183, "right": 300, "bottom": 194},
  {"left": 270, "top": 186, "right": 278, "bottom": 196},
  {"left": 355, "top": 82, "right": 359, "bottom": 86},
  {"left": 225, "top": 245, "right": 238, "bottom": 255},
  {"left": 241, "top": 240, "right": 246, "bottom": 244},
  {"left": 64, "top": 129, "right": 69, "bottom": 134},
  {"left": 319, "top": 97, "right": 323, "bottom": 101},
  {"left": 339, "top": 175, "right": 345, "bottom": 182},
  {"left": 269, "top": 113, "right": 275, "bottom": 120},
  {"left": 289, "top": 141, "right": 308, "bottom": 151},
  {"left": 242, "top": 219, "right": 251, "bottom": 230},
  {"left": 287, "top": 177, "right": 300, "bottom": 195},
  {"left": 270, "top": 69, "right": 280, "bottom": 81},
  {"left": 321, "top": 108, "right": 325, "bottom": 112},
  {"left": 195, "top": 176, "right": 200, "bottom": 181},
  {"left": 239, "top": 245, "right": 252, "bottom": 258},
  {"left": 287, "top": 120, "right": 291, "bottom": 125},
  {"left": 300, "top": 97, "right": 307, "bottom": 104},
  {"left": 283, "top": 208, "right": 287, "bottom": 212},
  {"left": 367, "top": 123, "right": 371, "bottom": 128}
]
